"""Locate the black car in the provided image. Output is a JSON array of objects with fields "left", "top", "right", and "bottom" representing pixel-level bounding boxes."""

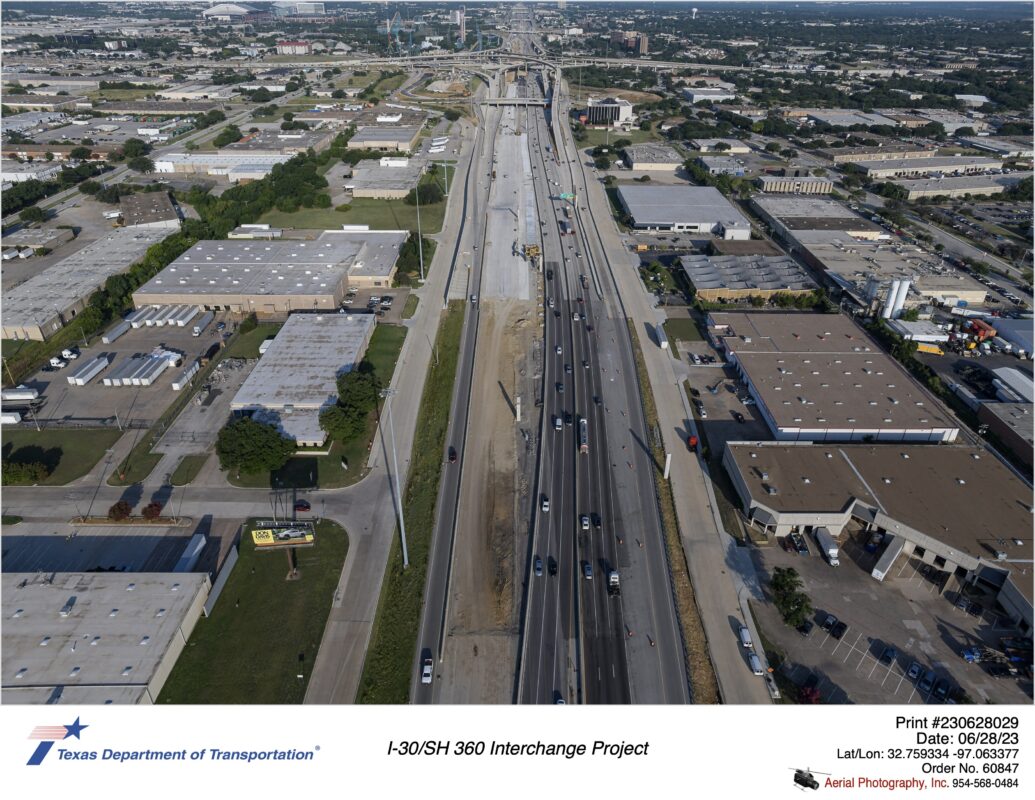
[
  {"left": 821, "top": 614, "right": 837, "bottom": 632},
  {"left": 448, "top": 447, "right": 457, "bottom": 464},
  {"left": 797, "top": 620, "right": 814, "bottom": 638},
  {"left": 880, "top": 646, "right": 897, "bottom": 665},
  {"left": 831, "top": 621, "right": 849, "bottom": 640},
  {"left": 791, "top": 533, "right": 810, "bottom": 555},
  {"left": 546, "top": 269, "right": 554, "bottom": 280},
  {"left": 564, "top": 412, "right": 572, "bottom": 426},
  {"left": 293, "top": 499, "right": 311, "bottom": 512},
  {"left": 556, "top": 382, "right": 564, "bottom": 394},
  {"left": 547, "top": 557, "right": 558, "bottom": 576},
  {"left": 803, "top": 673, "right": 819, "bottom": 691},
  {"left": 733, "top": 411, "right": 745, "bottom": 423}
]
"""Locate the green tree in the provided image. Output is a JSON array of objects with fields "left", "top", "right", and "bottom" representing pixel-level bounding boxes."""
[
  {"left": 212, "top": 125, "right": 242, "bottom": 148},
  {"left": 107, "top": 500, "right": 133, "bottom": 521},
  {"left": 405, "top": 181, "right": 444, "bottom": 206},
  {"left": 127, "top": 156, "right": 155, "bottom": 173},
  {"left": 141, "top": 501, "right": 163, "bottom": 520},
  {"left": 713, "top": 141, "right": 731, "bottom": 151},
  {"left": 216, "top": 417, "right": 295, "bottom": 474},
  {"left": 69, "top": 146, "right": 92, "bottom": 161},
  {"left": 1, "top": 460, "right": 50, "bottom": 485},
  {"left": 770, "top": 566, "right": 813, "bottom": 628},
  {"left": 19, "top": 206, "right": 46, "bottom": 224},
  {"left": 122, "top": 138, "right": 151, "bottom": 158}
]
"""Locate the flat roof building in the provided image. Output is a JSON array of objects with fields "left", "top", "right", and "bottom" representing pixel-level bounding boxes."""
[
  {"left": 683, "top": 87, "right": 736, "bottom": 104},
  {"left": 1, "top": 571, "right": 210, "bottom": 705},
  {"left": 154, "top": 152, "right": 293, "bottom": 180},
  {"left": 346, "top": 126, "right": 422, "bottom": 153},
  {"left": 977, "top": 402, "right": 1033, "bottom": 472},
  {"left": 756, "top": 175, "right": 834, "bottom": 194},
  {"left": 223, "top": 128, "right": 335, "bottom": 155},
  {"left": 722, "top": 441, "right": 1032, "bottom": 632},
  {"left": 94, "top": 101, "right": 223, "bottom": 115},
  {"left": 958, "top": 137, "right": 1033, "bottom": 159},
  {"left": 889, "top": 172, "right": 1032, "bottom": 200},
  {"left": 231, "top": 313, "right": 376, "bottom": 446},
  {"left": 1, "top": 159, "right": 64, "bottom": 185},
  {"left": 583, "top": 96, "right": 634, "bottom": 126},
  {"left": 708, "top": 311, "right": 959, "bottom": 442},
  {"left": 132, "top": 229, "right": 407, "bottom": 314},
  {"left": 0, "top": 111, "right": 68, "bottom": 134},
  {"left": 805, "top": 110, "right": 898, "bottom": 127},
  {"left": 119, "top": 191, "right": 181, "bottom": 229},
  {"left": 679, "top": 254, "right": 816, "bottom": 302},
  {"left": 622, "top": 143, "right": 683, "bottom": 172},
  {"left": 819, "top": 144, "right": 937, "bottom": 164},
  {"left": 1, "top": 95, "right": 87, "bottom": 111},
  {"left": 696, "top": 155, "right": 744, "bottom": 176},
  {"left": 616, "top": 185, "right": 751, "bottom": 239},
  {"left": 344, "top": 156, "right": 425, "bottom": 199},
  {"left": 689, "top": 138, "right": 750, "bottom": 154},
  {"left": 855, "top": 156, "right": 1002, "bottom": 180},
  {"left": 913, "top": 109, "right": 989, "bottom": 134},
  {"left": 2, "top": 228, "right": 172, "bottom": 342},
  {"left": 752, "top": 196, "right": 884, "bottom": 241}
]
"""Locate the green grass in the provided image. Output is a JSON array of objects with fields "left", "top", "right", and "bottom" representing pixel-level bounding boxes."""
[
  {"left": 226, "top": 324, "right": 408, "bottom": 491},
  {"left": 158, "top": 519, "right": 349, "bottom": 704},
  {"left": 2, "top": 515, "right": 24, "bottom": 526},
  {"left": 224, "top": 323, "right": 282, "bottom": 359},
  {"left": 583, "top": 127, "right": 659, "bottom": 147},
  {"left": 170, "top": 454, "right": 209, "bottom": 486},
  {"left": 663, "top": 317, "right": 703, "bottom": 342},
  {"left": 641, "top": 265, "right": 678, "bottom": 294},
  {"left": 1, "top": 428, "right": 123, "bottom": 485},
  {"left": 358, "top": 302, "right": 464, "bottom": 703},
  {"left": 401, "top": 295, "right": 419, "bottom": 319},
  {"left": 111, "top": 451, "right": 162, "bottom": 486}
]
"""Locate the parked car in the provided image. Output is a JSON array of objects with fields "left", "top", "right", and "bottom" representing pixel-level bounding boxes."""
[
  {"left": 933, "top": 678, "right": 951, "bottom": 701},
  {"left": 791, "top": 533, "right": 810, "bottom": 555},
  {"left": 880, "top": 646, "right": 898, "bottom": 665},
  {"left": 919, "top": 670, "right": 936, "bottom": 694},
  {"left": 830, "top": 621, "right": 848, "bottom": 640},
  {"left": 732, "top": 411, "right": 745, "bottom": 423},
  {"left": 821, "top": 614, "right": 837, "bottom": 632},
  {"left": 907, "top": 661, "right": 924, "bottom": 681},
  {"left": 797, "top": 620, "right": 814, "bottom": 638},
  {"left": 781, "top": 536, "right": 796, "bottom": 553}
]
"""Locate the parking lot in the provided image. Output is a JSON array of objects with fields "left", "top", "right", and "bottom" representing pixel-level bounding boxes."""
[
  {"left": 25, "top": 311, "right": 230, "bottom": 427},
  {"left": 752, "top": 532, "right": 1033, "bottom": 705},
  {"left": 340, "top": 286, "right": 411, "bottom": 323}
]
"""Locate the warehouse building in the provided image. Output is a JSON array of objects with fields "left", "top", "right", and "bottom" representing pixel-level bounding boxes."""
[
  {"left": 95, "top": 101, "right": 223, "bottom": 115},
  {"left": 819, "top": 144, "right": 937, "bottom": 164},
  {"left": 855, "top": 156, "right": 1002, "bottom": 180},
  {"left": 708, "top": 312, "right": 959, "bottom": 442},
  {"left": 678, "top": 254, "right": 816, "bottom": 302},
  {"left": 223, "top": 128, "right": 335, "bottom": 155},
  {"left": 119, "top": 192, "right": 181, "bottom": 229},
  {"left": 2, "top": 228, "right": 173, "bottom": 341},
  {"left": 2, "top": 571, "right": 210, "bottom": 705},
  {"left": 622, "top": 143, "right": 683, "bottom": 172},
  {"left": 345, "top": 156, "right": 425, "bottom": 199},
  {"left": 1, "top": 95, "right": 87, "bottom": 111},
  {"left": 154, "top": 152, "right": 293, "bottom": 180},
  {"left": 1, "top": 159, "right": 64, "bottom": 185},
  {"left": 616, "top": 185, "right": 751, "bottom": 238},
  {"left": 722, "top": 441, "right": 1032, "bottom": 632},
  {"left": 805, "top": 110, "right": 899, "bottom": 127},
  {"left": 683, "top": 87, "right": 736, "bottom": 104},
  {"left": 346, "top": 126, "right": 422, "bottom": 153},
  {"left": 696, "top": 155, "right": 744, "bottom": 176},
  {"left": 0, "top": 111, "right": 68, "bottom": 134},
  {"left": 231, "top": 313, "right": 376, "bottom": 446},
  {"left": 958, "top": 137, "right": 1034, "bottom": 159},
  {"left": 132, "top": 229, "right": 407, "bottom": 314},
  {"left": 689, "top": 138, "right": 750, "bottom": 154},
  {"left": 888, "top": 172, "right": 1032, "bottom": 200},
  {"left": 755, "top": 174, "right": 834, "bottom": 194},
  {"left": 156, "top": 83, "right": 238, "bottom": 101},
  {"left": 752, "top": 196, "right": 884, "bottom": 241},
  {"left": 977, "top": 402, "right": 1033, "bottom": 472}
]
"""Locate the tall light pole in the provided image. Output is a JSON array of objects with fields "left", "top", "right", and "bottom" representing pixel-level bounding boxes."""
[
  {"left": 415, "top": 179, "right": 425, "bottom": 283},
  {"left": 380, "top": 388, "right": 409, "bottom": 569}
]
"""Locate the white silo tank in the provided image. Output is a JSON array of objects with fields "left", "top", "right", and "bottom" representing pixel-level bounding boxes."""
[
  {"left": 892, "top": 279, "right": 911, "bottom": 318},
  {"left": 882, "top": 280, "right": 901, "bottom": 319}
]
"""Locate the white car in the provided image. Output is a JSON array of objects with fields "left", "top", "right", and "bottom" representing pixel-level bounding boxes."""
[
  {"left": 580, "top": 515, "right": 589, "bottom": 531},
  {"left": 541, "top": 497, "right": 550, "bottom": 513},
  {"left": 555, "top": 345, "right": 562, "bottom": 355},
  {"left": 421, "top": 658, "right": 433, "bottom": 685}
]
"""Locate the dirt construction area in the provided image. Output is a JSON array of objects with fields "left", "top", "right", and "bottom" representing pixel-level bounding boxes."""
[{"left": 438, "top": 297, "right": 540, "bottom": 703}]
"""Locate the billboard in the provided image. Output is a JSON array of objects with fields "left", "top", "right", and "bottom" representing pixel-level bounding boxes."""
[{"left": 251, "top": 524, "right": 315, "bottom": 549}]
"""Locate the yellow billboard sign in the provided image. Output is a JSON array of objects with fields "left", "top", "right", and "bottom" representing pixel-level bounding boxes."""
[{"left": 252, "top": 527, "right": 314, "bottom": 547}]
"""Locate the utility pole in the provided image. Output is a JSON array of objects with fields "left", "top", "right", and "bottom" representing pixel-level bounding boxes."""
[
  {"left": 415, "top": 181, "right": 425, "bottom": 282},
  {"left": 380, "top": 388, "right": 410, "bottom": 569}
]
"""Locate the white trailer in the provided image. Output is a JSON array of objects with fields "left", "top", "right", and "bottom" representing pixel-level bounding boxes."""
[
  {"left": 656, "top": 323, "right": 669, "bottom": 350},
  {"left": 152, "top": 305, "right": 177, "bottom": 327},
  {"left": 174, "top": 306, "right": 199, "bottom": 327},
  {"left": 1, "top": 386, "right": 39, "bottom": 402},
  {"left": 66, "top": 356, "right": 109, "bottom": 386},
  {"left": 131, "top": 307, "right": 159, "bottom": 328},
  {"left": 1, "top": 411, "right": 22, "bottom": 424},
  {"left": 871, "top": 534, "right": 904, "bottom": 582},
  {"left": 171, "top": 359, "right": 201, "bottom": 391},
  {"left": 126, "top": 307, "right": 151, "bottom": 326},
  {"left": 192, "top": 310, "right": 215, "bottom": 337},
  {"left": 102, "top": 320, "right": 131, "bottom": 344},
  {"left": 814, "top": 527, "right": 840, "bottom": 567}
]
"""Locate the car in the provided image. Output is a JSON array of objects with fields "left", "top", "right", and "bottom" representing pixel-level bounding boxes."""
[
  {"left": 907, "top": 661, "right": 924, "bottom": 681},
  {"left": 582, "top": 561, "right": 593, "bottom": 580},
  {"left": 830, "top": 621, "right": 848, "bottom": 640},
  {"left": 554, "top": 344, "right": 563, "bottom": 356},
  {"left": 880, "top": 646, "right": 898, "bottom": 665},
  {"left": 821, "top": 614, "right": 837, "bottom": 632},
  {"left": 582, "top": 360, "right": 589, "bottom": 369},
  {"left": 554, "top": 416, "right": 562, "bottom": 431},
  {"left": 797, "top": 620, "right": 814, "bottom": 638},
  {"left": 534, "top": 556, "right": 543, "bottom": 577},
  {"left": 556, "top": 382, "right": 564, "bottom": 394},
  {"left": 918, "top": 669, "right": 936, "bottom": 694},
  {"left": 572, "top": 312, "right": 579, "bottom": 322},
  {"left": 791, "top": 533, "right": 810, "bottom": 555},
  {"left": 541, "top": 497, "right": 550, "bottom": 513},
  {"left": 547, "top": 297, "right": 555, "bottom": 308},
  {"left": 803, "top": 673, "right": 819, "bottom": 691},
  {"left": 548, "top": 557, "right": 558, "bottom": 576},
  {"left": 593, "top": 395, "right": 601, "bottom": 405},
  {"left": 933, "top": 678, "right": 951, "bottom": 701},
  {"left": 546, "top": 269, "right": 554, "bottom": 280},
  {"left": 576, "top": 296, "right": 583, "bottom": 303},
  {"left": 564, "top": 412, "right": 572, "bottom": 426},
  {"left": 293, "top": 500, "right": 311, "bottom": 512},
  {"left": 564, "top": 363, "right": 572, "bottom": 374},
  {"left": 448, "top": 447, "right": 457, "bottom": 463},
  {"left": 470, "top": 294, "right": 478, "bottom": 304},
  {"left": 421, "top": 657, "right": 433, "bottom": 685},
  {"left": 580, "top": 515, "right": 589, "bottom": 531},
  {"left": 216, "top": 322, "right": 226, "bottom": 332},
  {"left": 733, "top": 411, "right": 745, "bottom": 423}
]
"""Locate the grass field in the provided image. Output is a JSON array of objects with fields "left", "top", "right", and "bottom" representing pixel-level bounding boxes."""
[
  {"left": 224, "top": 323, "right": 282, "bottom": 359},
  {"left": 663, "top": 316, "right": 703, "bottom": 342},
  {"left": 358, "top": 302, "right": 462, "bottom": 704},
  {"left": 260, "top": 196, "right": 447, "bottom": 234},
  {"left": 583, "top": 127, "right": 659, "bottom": 147},
  {"left": 2, "top": 428, "right": 122, "bottom": 485},
  {"left": 226, "top": 324, "right": 408, "bottom": 491},
  {"left": 170, "top": 454, "right": 209, "bottom": 486},
  {"left": 401, "top": 295, "right": 419, "bottom": 319},
  {"left": 158, "top": 519, "right": 349, "bottom": 704}
]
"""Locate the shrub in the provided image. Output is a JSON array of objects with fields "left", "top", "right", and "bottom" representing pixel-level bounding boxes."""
[{"left": 108, "top": 500, "right": 133, "bottom": 521}]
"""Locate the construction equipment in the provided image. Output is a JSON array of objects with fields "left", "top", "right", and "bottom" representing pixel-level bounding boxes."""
[
  {"left": 523, "top": 244, "right": 541, "bottom": 260},
  {"left": 916, "top": 343, "right": 944, "bottom": 355}
]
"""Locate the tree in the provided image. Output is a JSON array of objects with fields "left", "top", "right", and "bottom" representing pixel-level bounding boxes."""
[
  {"left": 594, "top": 155, "right": 611, "bottom": 170},
  {"left": 78, "top": 180, "right": 102, "bottom": 195},
  {"left": 1, "top": 460, "right": 50, "bottom": 485},
  {"left": 405, "top": 181, "right": 444, "bottom": 206},
  {"left": 250, "top": 87, "right": 272, "bottom": 102},
  {"left": 713, "top": 141, "right": 731, "bottom": 151},
  {"left": 122, "top": 138, "right": 151, "bottom": 158},
  {"left": 108, "top": 500, "right": 133, "bottom": 521},
  {"left": 19, "top": 206, "right": 46, "bottom": 224},
  {"left": 954, "top": 126, "right": 976, "bottom": 138},
  {"left": 69, "top": 146, "right": 92, "bottom": 161},
  {"left": 444, "top": 108, "right": 461, "bottom": 122},
  {"left": 212, "top": 125, "right": 242, "bottom": 148},
  {"left": 44, "top": 151, "right": 54, "bottom": 161},
  {"left": 764, "top": 142, "right": 781, "bottom": 153},
  {"left": 216, "top": 417, "right": 295, "bottom": 474},
  {"left": 127, "top": 156, "right": 155, "bottom": 173},
  {"left": 141, "top": 501, "right": 163, "bottom": 520},
  {"left": 770, "top": 566, "right": 813, "bottom": 628}
]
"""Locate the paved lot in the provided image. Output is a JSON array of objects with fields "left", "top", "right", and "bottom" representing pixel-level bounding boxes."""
[
  {"left": 340, "top": 287, "right": 411, "bottom": 323},
  {"left": 752, "top": 533, "right": 1032, "bottom": 705}
]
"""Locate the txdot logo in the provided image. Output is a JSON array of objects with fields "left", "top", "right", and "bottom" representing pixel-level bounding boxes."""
[{"left": 27, "top": 717, "right": 88, "bottom": 766}]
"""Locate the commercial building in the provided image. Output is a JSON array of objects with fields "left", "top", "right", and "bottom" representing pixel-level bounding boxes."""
[
  {"left": 886, "top": 319, "right": 950, "bottom": 343},
  {"left": 855, "top": 156, "right": 1003, "bottom": 180},
  {"left": 276, "top": 40, "right": 312, "bottom": 55},
  {"left": 683, "top": 87, "right": 736, "bottom": 104},
  {"left": 583, "top": 96, "right": 634, "bottom": 126},
  {"left": 889, "top": 172, "right": 1032, "bottom": 200},
  {"left": 119, "top": 192, "right": 181, "bottom": 229},
  {"left": 708, "top": 312, "right": 959, "bottom": 442},
  {"left": 156, "top": 83, "right": 238, "bottom": 102},
  {"left": 803, "top": 110, "right": 899, "bottom": 128},
  {"left": 696, "top": 155, "right": 744, "bottom": 176},
  {"left": 1, "top": 95, "right": 86, "bottom": 111},
  {"left": 345, "top": 157, "right": 425, "bottom": 199},
  {"left": 913, "top": 109, "right": 989, "bottom": 134},
  {"left": 622, "top": 143, "right": 683, "bottom": 172},
  {"left": 1, "top": 143, "right": 115, "bottom": 161},
  {"left": 689, "top": 138, "right": 750, "bottom": 154},
  {"left": 132, "top": 229, "right": 407, "bottom": 314},
  {"left": 2, "top": 228, "right": 172, "bottom": 342},
  {"left": 752, "top": 196, "right": 884, "bottom": 241},
  {"left": 722, "top": 441, "right": 1032, "bottom": 633},
  {"left": 2, "top": 571, "right": 210, "bottom": 705},
  {"left": 95, "top": 101, "right": 223, "bottom": 115},
  {"left": 1, "top": 159, "right": 64, "bottom": 184},
  {"left": 223, "top": 128, "right": 336, "bottom": 155},
  {"left": 2, "top": 74, "right": 102, "bottom": 93},
  {"left": 231, "top": 313, "right": 376, "bottom": 446},
  {"left": 678, "top": 254, "right": 816, "bottom": 302},
  {"left": 0, "top": 226, "right": 75, "bottom": 253},
  {"left": 0, "top": 111, "right": 68, "bottom": 134},
  {"left": 819, "top": 144, "right": 938, "bottom": 164},
  {"left": 977, "top": 402, "right": 1033, "bottom": 472},
  {"left": 616, "top": 185, "right": 751, "bottom": 238},
  {"left": 755, "top": 174, "right": 834, "bottom": 194},
  {"left": 958, "top": 137, "right": 1034, "bottom": 159},
  {"left": 955, "top": 94, "right": 990, "bottom": 107},
  {"left": 154, "top": 152, "right": 293, "bottom": 180},
  {"left": 346, "top": 126, "right": 422, "bottom": 153},
  {"left": 200, "top": 3, "right": 265, "bottom": 22}
]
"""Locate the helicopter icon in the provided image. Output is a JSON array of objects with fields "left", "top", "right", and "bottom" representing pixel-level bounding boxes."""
[{"left": 790, "top": 766, "right": 831, "bottom": 791}]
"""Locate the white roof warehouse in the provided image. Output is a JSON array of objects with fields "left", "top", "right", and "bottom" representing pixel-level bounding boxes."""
[{"left": 616, "top": 185, "right": 751, "bottom": 239}]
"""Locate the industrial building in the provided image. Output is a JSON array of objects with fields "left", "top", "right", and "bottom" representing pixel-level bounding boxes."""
[
  {"left": 154, "top": 152, "right": 293, "bottom": 180},
  {"left": 582, "top": 96, "right": 634, "bottom": 126},
  {"left": 682, "top": 87, "right": 736, "bottom": 104},
  {"left": 755, "top": 175, "right": 834, "bottom": 194},
  {"left": 1, "top": 159, "right": 64, "bottom": 184},
  {"left": 616, "top": 185, "right": 751, "bottom": 238},
  {"left": 119, "top": 192, "right": 181, "bottom": 229},
  {"left": 819, "top": 144, "right": 937, "bottom": 164},
  {"left": 708, "top": 312, "right": 960, "bottom": 442},
  {"left": 689, "top": 138, "right": 750, "bottom": 154},
  {"left": 2, "top": 228, "right": 173, "bottom": 342},
  {"left": 958, "top": 137, "right": 1034, "bottom": 159},
  {"left": 0, "top": 226, "right": 75, "bottom": 253},
  {"left": 722, "top": 441, "right": 1032, "bottom": 633},
  {"left": 1, "top": 571, "right": 210, "bottom": 705},
  {"left": 95, "top": 101, "right": 223, "bottom": 116},
  {"left": 223, "top": 128, "right": 335, "bottom": 155},
  {"left": 1, "top": 95, "right": 86, "bottom": 111},
  {"left": 977, "top": 403, "right": 1033, "bottom": 472},
  {"left": 889, "top": 172, "right": 1032, "bottom": 200},
  {"left": 230, "top": 313, "right": 376, "bottom": 446},
  {"left": 678, "top": 254, "right": 817, "bottom": 302},
  {"left": 276, "top": 40, "right": 312, "bottom": 55},
  {"left": 886, "top": 319, "right": 950, "bottom": 343},
  {"left": 752, "top": 196, "right": 884, "bottom": 241},
  {"left": 805, "top": 110, "right": 899, "bottom": 127},
  {"left": 344, "top": 156, "right": 425, "bottom": 199},
  {"left": 156, "top": 83, "right": 238, "bottom": 102},
  {"left": 345, "top": 126, "right": 422, "bottom": 153},
  {"left": 696, "top": 155, "right": 744, "bottom": 176},
  {"left": 0, "top": 111, "right": 68, "bottom": 134},
  {"left": 622, "top": 143, "right": 683, "bottom": 172},
  {"left": 855, "top": 156, "right": 1002, "bottom": 180},
  {"left": 132, "top": 229, "right": 407, "bottom": 314}
]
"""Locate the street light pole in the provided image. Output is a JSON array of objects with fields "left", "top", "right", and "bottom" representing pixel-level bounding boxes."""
[
  {"left": 380, "top": 388, "right": 409, "bottom": 569},
  {"left": 415, "top": 181, "right": 425, "bottom": 282}
]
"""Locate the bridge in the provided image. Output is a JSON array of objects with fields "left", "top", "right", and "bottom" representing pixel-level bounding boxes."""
[{"left": 481, "top": 97, "right": 548, "bottom": 107}]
